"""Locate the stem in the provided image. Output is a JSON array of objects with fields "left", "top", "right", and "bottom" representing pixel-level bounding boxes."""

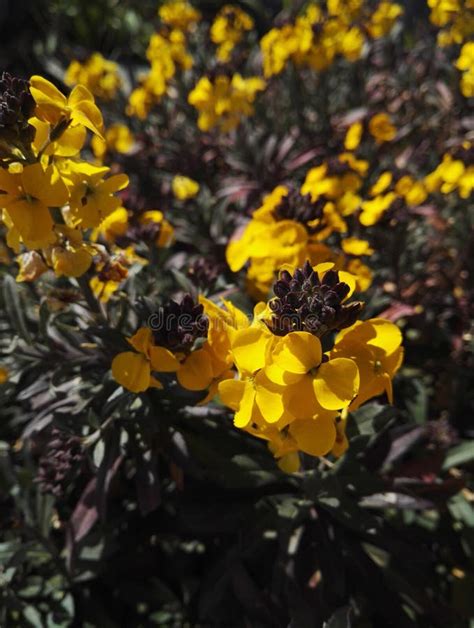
[{"left": 77, "top": 274, "right": 105, "bottom": 319}]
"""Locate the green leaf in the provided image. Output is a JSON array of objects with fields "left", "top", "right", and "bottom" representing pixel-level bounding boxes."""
[
  {"left": 443, "top": 441, "right": 474, "bottom": 470},
  {"left": 2, "top": 275, "right": 32, "bottom": 344}
]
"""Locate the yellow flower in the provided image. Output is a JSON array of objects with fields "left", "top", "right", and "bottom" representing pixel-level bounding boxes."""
[
  {"left": 64, "top": 162, "right": 129, "bottom": 228},
  {"left": 359, "top": 192, "right": 397, "bottom": 226},
  {"left": 126, "top": 85, "right": 155, "bottom": 120},
  {"left": 367, "top": 1, "right": 403, "bottom": 38},
  {"left": 172, "top": 175, "right": 200, "bottom": 200},
  {"left": 218, "top": 325, "right": 294, "bottom": 427},
  {"left": 91, "top": 124, "right": 134, "bottom": 160},
  {"left": 265, "top": 331, "right": 360, "bottom": 413},
  {"left": 395, "top": 176, "right": 428, "bottom": 206},
  {"left": 29, "top": 75, "right": 104, "bottom": 139},
  {"left": 455, "top": 42, "right": 474, "bottom": 97},
  {"left": 92, "top": 207, "right": 129, "bottom": 242},
  {"left": 342, "top": 237, "right": 374, "bottom": 256},
  {"left": 460, "top": 69, "right": 474, "bottom": 98},
  {"left": 158, "top": 0, "right": 201, "bottom": 31},
  {"left": 340, "top": 26, "right": 365, "bottom": 62},
  {"left": 211, "top": 5, "right": 254, "bottom": 62},
  {"left": 177, "top": 296, "right": 248, "bottom": 399},
  {"left": 332, "top": 318, "right": 403, "bottom": 409},
  {"left": 368, "top": 113, "right": 396, "bottom": 143},
  {"left": 188, "top": 74, "right": 266, "bottom": 132},
  {"left": 344, "top": 121, "right": 363, "bottom": 151},
  {"left": 112, "top": 327, "right": 180, "bottom": 393},
  {"left": 65, "top": 53, "right": 122, "bottom": 100},
  {"left": 0, "top": 162, "right": 68, "bottom": 250},
  {"left": 260, "top": 25, "right": 300, "bottom": 78},
  {"left": 369, "top": 171, "right": 393, "bottom": 196},
  {"left": 424, "top": 154, "right": 466, "bottom": 194},
  {"left": 30, "top": 117, "right": 86, "bottom": 157},
  {"left": 140, "top": 211, "right": 175, "bottom": 247},
  {"left": 167, "top": 28, "right": 194, "bottom": 69},
  {"left": 51, "top": 242, "right": 93, "bottom": 278}
]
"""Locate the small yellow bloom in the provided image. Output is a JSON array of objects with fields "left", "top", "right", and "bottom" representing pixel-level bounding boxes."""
[
  {"left": 211, "top": 5, "right": 254, "bottom": 62},
  {"left": 368, "top": 113, "right": 396, "bottom": 143},
  {"left": 158, "top": 0, "right": 201, "bottom": 31},
  {"left": 359, "top": 192, "right": 397, "bottom": 226},
  {"left": 172, "top": 175, "right": 200, "bottom": 200},
  {"left": 30, "top": 75, "right": 104, "bottom": 139},
  {"left": 332, "top": 318, "right": 403, "bottom": 409},
  {"left": 112, "top": 327, "right": 180, "bottom": 393},
  {"left": 140, "top": 211, "right": 175, "bottom": 247},
  {"left": 91, "top": 124, "right": 134, "bottom": 160},
  {"left": 0, "top": 162, "right": 68, "bottom": 250},
  {"left": 342, "top": 237, "right": 374, "bottom": 256},
  {"left": 188, "top": 74, "right": 266, "bottom": 132},
  {"left": 92, "top": 207, "right": 129, "bottom": 242},
  {"left": 367, "top": 1, "right": 403, "bottom": 38},
  {"left": 369, "top": 171, "right": 393, "bottom": 197},
  {"left": 64, "top": 162, "right": 129, "bottom": 229},
  {"left": 344, "top": 121, "right": 363, "bottom": 151},
  {"left": 65, "top": 53, "right": 122, "bottom": 100},
  {"left": 51, "top": 242, "right": 93, "bottom": 278}
]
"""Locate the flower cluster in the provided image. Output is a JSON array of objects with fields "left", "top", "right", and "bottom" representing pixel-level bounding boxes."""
[
  {"left": 260, "top": 1, "right": 403, "bottom": 78},
  {"left": 456, "top": 42, "right": 474, "bottom": 98},
  {"left": 188, "top": 72, "right": 266, "bottom": 132},
  {"left": 110, "top": 261, "right": 403, "bottom": 472},
  {"left": 112, "top": 293, "right": 241, "bottom": 401},
  {"left": 218, "top": 261, "right": 403, "bottom": 471},
  {"left": 127, "top": 3, "right": 196, "bottom": 119},
  {"left": 210, "top": 5, "right": 255, "bottom": 62},
  {"left": 0, "top": 73, "right": 121, "bottom": 280},
  {"left": 158, "top": 0, "right": 201, "bottom": 32},
  {"left": 0, "top": 72, "right": 175, "bottom": 293},
  {"left": 65, "top": 52, "right": 122, "bottom": 100},
  {"left": 226, "top": 160, "right": 374, "bottom": 299},
  {"left": 428, "top": 0, "right": 474, "bottom": 47}
]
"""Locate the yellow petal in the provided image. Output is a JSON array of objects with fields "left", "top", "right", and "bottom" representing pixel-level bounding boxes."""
[
  {"left": 234, "top": 380, "right": 256, "bottom": 428},
  {"left": 30, "top": 75, "right": 67, "bottom": 108},
  {"left": 111, "top": 352, "right": 150, "bottom": 393},
  {"left": 177, "top": 350, "right": 214, "bottom": 390},
  {"left": 277, "top": 451, "right": 301, "bottom": 473},
  {"left": 254, "top": 373, "right": 287, "bottom": 424},
  {"left": 149, "top": 346, "right": 180, "bottom": 372},
  {"left": 218, "top": 378, "right": 245, "bottom": 411},
  {"left": 273, "top": 332, "right": 322, "bottom": 374},
  {"left": 128, "top": 327, "right": 153, "bottom": 355},
  {"left": 289, "top": 415, "right": 337, "bottom": 457},
  {"left": 314, "top": 358, "right": 359, "bottom": 410},
  {"left": 231, "top": 327, "right": 271, "bottom": 375},
  {"left": 365, "top": 318, "right": 403, "bottom": 355}
]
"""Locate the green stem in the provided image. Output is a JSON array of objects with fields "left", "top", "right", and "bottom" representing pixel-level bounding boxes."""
[{"left": 77, "top": 274, "right": 105, "bottom": 319}]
